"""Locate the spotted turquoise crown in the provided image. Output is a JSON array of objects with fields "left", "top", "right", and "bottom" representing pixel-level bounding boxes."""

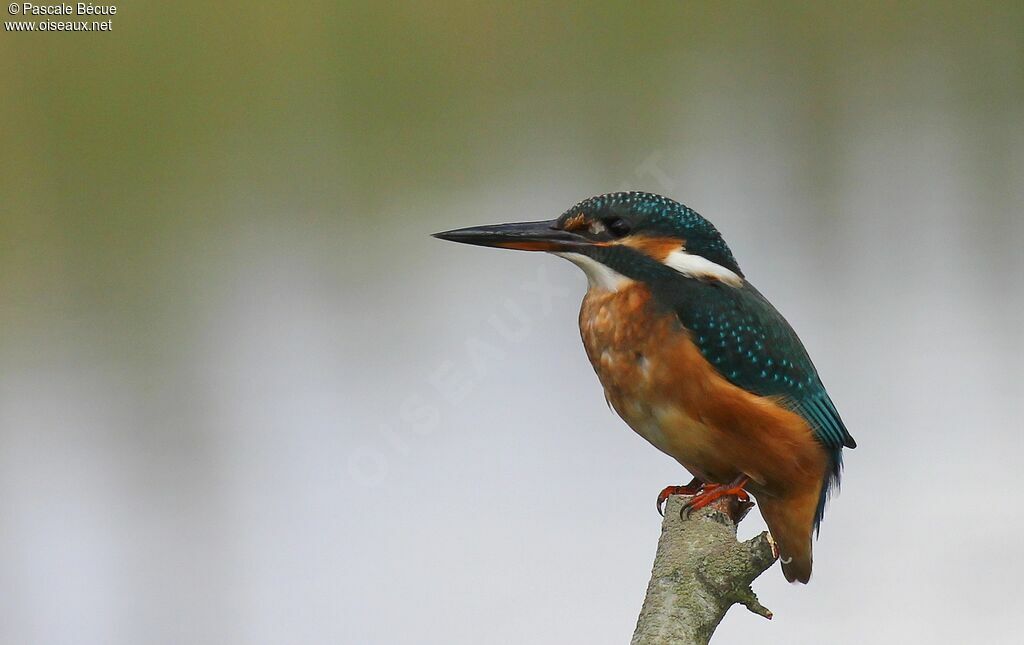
[{"left": 559, "top": 192, "right": 743, "bottom": 277}]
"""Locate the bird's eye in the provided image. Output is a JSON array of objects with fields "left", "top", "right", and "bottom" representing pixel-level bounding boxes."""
[{"left": 605, "top": 217, "right": 631, "bottom": 238}]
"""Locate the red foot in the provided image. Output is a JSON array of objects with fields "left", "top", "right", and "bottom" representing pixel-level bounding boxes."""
[
  {"left": 656, "top": 477, "right": 705, "bottom": 516},
  {"left": 679, "top": 475, "right": 751, "bottom": 519}
]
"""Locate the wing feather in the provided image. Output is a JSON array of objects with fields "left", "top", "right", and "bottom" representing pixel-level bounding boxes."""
[{"left": 658, "top": 280, "right": 855, "bottom": 451}]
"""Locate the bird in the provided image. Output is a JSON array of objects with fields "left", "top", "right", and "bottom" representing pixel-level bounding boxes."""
[{"left": 433, "top": 192, "right": 855, "bottom": 583}]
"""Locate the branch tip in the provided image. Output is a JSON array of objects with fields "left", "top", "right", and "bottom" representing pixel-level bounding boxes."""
[
  {"left": 632, "top": 494, "right": 777, "bottom": 643},
  {"left": 735, "top": 586, "right": 773, "bottom": 621}
]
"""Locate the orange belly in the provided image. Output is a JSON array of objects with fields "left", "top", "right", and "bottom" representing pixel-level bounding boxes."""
[{"left": 578, "top": 283, "right": 827, "bottom": 500}]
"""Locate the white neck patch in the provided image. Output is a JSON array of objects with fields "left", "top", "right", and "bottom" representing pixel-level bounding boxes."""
[
  {"left": 663, "top": 249, "right": 743, "bottom": 287},
  {"left": 553, "top": 252, "right": 634, "bottom": 292}
]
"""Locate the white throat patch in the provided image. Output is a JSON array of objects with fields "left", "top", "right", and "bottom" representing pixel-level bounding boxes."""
[
  {"left": 553, "top": 252, "right": 634, "bottom": 292},
  {"left": 663, "top": 249, "right": 743, "bottom": 287}
]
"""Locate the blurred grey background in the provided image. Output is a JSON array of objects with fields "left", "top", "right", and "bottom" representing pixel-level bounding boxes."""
[{"left": 2, "top": 2, "right": 1023, "bottom": 644}]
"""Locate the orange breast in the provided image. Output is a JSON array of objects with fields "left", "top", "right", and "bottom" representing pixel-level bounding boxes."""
[{"left": 578, "top": 284, "right": 827, "bottom": 498}]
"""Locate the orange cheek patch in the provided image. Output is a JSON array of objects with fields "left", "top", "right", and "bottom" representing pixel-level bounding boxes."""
[
  {"left": 621, "top": 235, "right": 685, "bottom": 261},
  {"left": 562, "top": 212, "right": 588, "bottom": 232}
]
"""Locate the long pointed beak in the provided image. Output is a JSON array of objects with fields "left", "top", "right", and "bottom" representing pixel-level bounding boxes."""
[{"left": 432, "top": 219, "right": 586, "bottom": 252}]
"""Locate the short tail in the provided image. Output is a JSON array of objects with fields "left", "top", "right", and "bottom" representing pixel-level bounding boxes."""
[
  {"left": 814, "top": 449, "right": 845, "bottom": 535},
  {"left": 756, "top": 489, "right": 819, "bottom": 584}
]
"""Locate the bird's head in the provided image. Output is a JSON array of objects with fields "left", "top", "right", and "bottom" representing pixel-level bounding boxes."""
[{"left": 434, "top": 192, "right": 744, "bottom": 290}]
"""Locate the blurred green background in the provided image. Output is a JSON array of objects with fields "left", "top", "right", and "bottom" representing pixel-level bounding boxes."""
[
  {"left": 2, "top": 3, "right": 1023, "bottom": 644},
  {"left": 3, "top": 2, "right": 1022, "bottom": 346}
]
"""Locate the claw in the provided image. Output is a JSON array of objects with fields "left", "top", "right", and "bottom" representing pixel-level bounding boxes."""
[
  {"left": 678, "top": 476, "right": 750, "bottom": 519},
  {"left": 656, "top": 477, "right": 705, "bottom": 516}
]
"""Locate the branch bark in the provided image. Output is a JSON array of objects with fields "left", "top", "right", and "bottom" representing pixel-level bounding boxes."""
[{"left": 631, "top": 494, "right": 778, "bottom": 645}]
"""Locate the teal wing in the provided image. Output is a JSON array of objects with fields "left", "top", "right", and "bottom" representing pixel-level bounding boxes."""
[
  {"left": 668, "top": 281, "right": 855, "bottom": 452},
  {"left": 652, "top": 278, "right": 855, "bottom": 529}
]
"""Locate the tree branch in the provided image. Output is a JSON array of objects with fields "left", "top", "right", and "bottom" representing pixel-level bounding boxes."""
[{"left": 631, "top": 494, "right": 778, "bottom": 645}]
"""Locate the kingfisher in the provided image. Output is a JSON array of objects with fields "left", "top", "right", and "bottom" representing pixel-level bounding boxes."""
[{"left": 433, "top": 192, "right": 855, "bottom": 583}]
